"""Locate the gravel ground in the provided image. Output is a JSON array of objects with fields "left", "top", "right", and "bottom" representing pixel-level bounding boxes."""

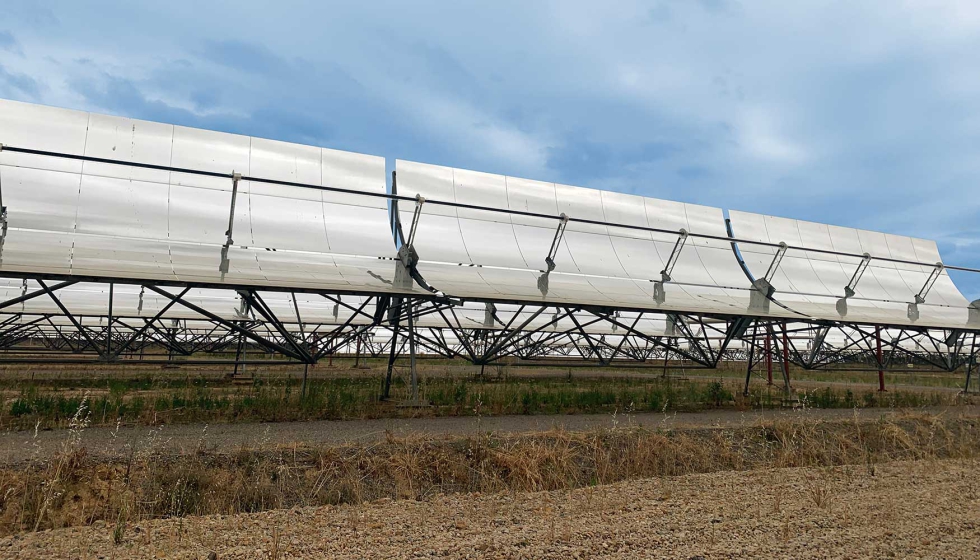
[
  {"left": 3, "top": 404, "right": 976, "bottom": 465},
  {"left": 2, "top": 458, "right": 977, "bottom": 559}
]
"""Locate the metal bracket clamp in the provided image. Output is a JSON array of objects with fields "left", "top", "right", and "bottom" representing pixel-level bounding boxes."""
[
  {"left": 234, "top": 290, "right": 252, "bottom": 320},
  {"left": 660, "top": 228, "right": 689, "bottom": 282},
  {"left": 969, "top": 300, "right": 980, "bottom": 328},
  {"left": 844, "top": 252, "right": 872, "bottom": 298},
  {"left": 749, "top": 277, "right": 775, "bottom": 313},
  {"left": 914, "top": 262, "right": 944, "bottom": 304},
  {"left": 484, "top": 302, "right": 497, "bottom": 328},
  {"left": 653, "top": 281, "right": 667, "bottom": 305},
  {"left": 763, "top": 242, "right": 788, "bottom": 282},
  {"left": 545, "top": 213, "right": 569, "bottom": 272},
  {"left": 392, "top": 195, "right": 432, "bottom": 293},
  {"left": 945, "top": 329, "right": 963, "bottom": 348}
]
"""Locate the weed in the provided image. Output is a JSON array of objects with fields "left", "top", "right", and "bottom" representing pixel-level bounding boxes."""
[
  {"left": 1, "top": 412, "right": 977, "bottom": 535},
  {"left": 3, "top": 373, "right": 965, "bottom": 431}
]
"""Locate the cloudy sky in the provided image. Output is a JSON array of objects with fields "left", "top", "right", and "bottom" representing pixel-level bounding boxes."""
[{"left": 1, "top": 0, "right": 979, "bottom": 296}]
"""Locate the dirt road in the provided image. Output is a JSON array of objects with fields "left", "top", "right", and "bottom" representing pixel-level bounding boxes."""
[{"left": 3, "top": 404, "right": 977, "bottom": 465}]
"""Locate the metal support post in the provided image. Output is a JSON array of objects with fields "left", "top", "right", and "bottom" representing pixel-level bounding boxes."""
[
  {"left": 964, "top": 333, "right": 977, "bottom": 394},
  {"left": 408, "top": 300, "right": 420, "bottom": 403},
  {"left": 780, "top": 322, "right": 791, "bottom": 396},
  {"left": 765, "top": 333, "right": 773, "bottom": 386},
  {"left": 382, "top": 326, "right": 399, "bottom": 400},
  {"left": 106, "top": 282, "right": 114, "bottom": 358},
  {"left": 743, "top": 325, "right": 758, "bottom": 397},
  {"left": 354, "top": 334, "right": 362, "bottom": 368},
  {"left": 231, "top": 330, "right": 245, "bottom": 377},
  {"left": 876, "top": 325, "right": 886, "bottom": 392}
]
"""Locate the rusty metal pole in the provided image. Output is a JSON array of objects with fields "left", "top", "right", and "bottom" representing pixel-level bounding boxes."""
[
  {"left": 781, "top": 322, "right": 791, "bottom": 395},
  {"left": 301, "top": 363, "right": 309, "bottom": 400},
  {"left": 965, "top": 333, "right": 977, "bottom": 394},
  {"left": 354, "top": 334, "right": 362, "bottom": 368},
  {"left": 876, "top": 325, "right": 885, "bottom": 392},
  {"left": 743, "top": 325, "right": 757, "bottom": 397}
]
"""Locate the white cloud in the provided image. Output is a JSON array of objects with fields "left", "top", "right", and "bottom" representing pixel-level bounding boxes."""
[
  {"left": 394, "top": 89, "right": 550, "bottom": 175},
  {"left": 735, "top": 107, "right": 810, "bottom": 165}
]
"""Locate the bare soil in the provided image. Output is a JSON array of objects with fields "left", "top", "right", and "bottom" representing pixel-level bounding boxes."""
[{"left": 2, "top": 458, "right": 977, "bottom": 559}]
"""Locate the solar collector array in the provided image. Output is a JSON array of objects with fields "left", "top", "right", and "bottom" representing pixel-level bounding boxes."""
[
  {"left": 0, "top": 99, "right": 977, "bottom": 333},
  {"left": 395, "top": 160, "right": 790, "bottom": 317},
  {"left": 729, "top": 211, "right": 974, "bottom": 328},
  {"left": 0, "top": 99, "right": 412, "bottom": 294}
]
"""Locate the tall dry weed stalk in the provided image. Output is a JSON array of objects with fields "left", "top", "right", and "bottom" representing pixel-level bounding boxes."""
[
  {"left": 1, "top": 412, "right": 979, "bottom": 536},
  {"left": 33, "top": 393, "right": 90, "bottom": 531}
]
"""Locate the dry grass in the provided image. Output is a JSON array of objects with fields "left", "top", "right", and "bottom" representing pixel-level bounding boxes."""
[
  {"left": 7, "top": 458, "right": 978, "bottom": 559},
  {"left": 0, "top": 410, "right": 977, "bottom": 537}
]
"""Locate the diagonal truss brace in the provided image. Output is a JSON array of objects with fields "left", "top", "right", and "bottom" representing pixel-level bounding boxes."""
[
  {"left": 144, "top": 285, "right": 308, "bottom": 362},
  {"left": 240, "top": 290, "right": 314, "bottom": 363},
  {"left": 0, "top": 280, "right": 78, "bottom": 311},
  {"left": 38, "top": 279, "right": 103, "bottom": 357}
]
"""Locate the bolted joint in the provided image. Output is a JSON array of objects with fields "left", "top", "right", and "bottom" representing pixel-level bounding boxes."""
[
  {"left": 397, "top": 244, "right": 419, "bottom": 268},
  {"left": 232, "top": 172, "right": 242, "bottom": 182}
]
